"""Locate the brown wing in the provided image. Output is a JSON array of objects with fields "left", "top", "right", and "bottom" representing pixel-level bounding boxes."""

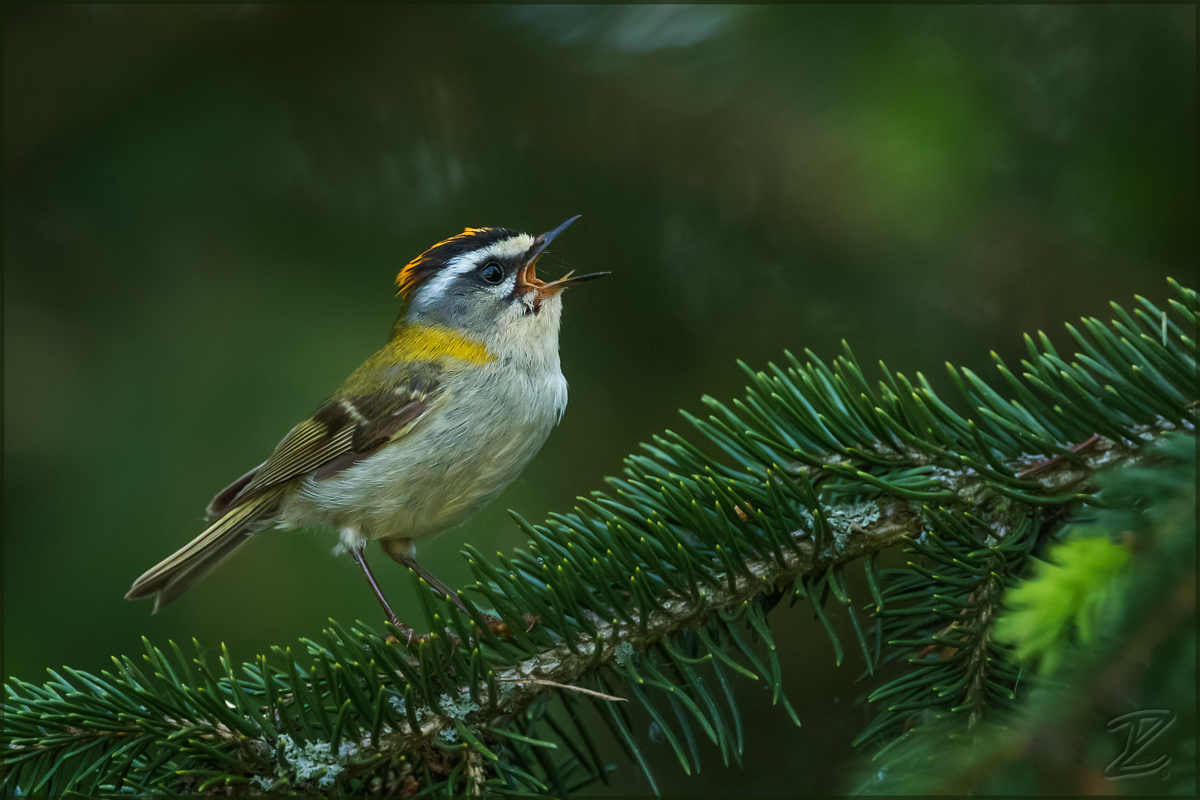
[
  {"left": 206, "top": 462, "right": 265, "bottom": 518},
  {"left": 208, "top": 374, "right": 437, "bottom": 515}
]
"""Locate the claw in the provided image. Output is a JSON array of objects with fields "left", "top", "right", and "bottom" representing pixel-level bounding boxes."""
[
  {"left": 385, "top": 626, "right": 463, "bottom": 649},
  {"left": 478, "top": 612, "right": 541, "bottom": 639}
]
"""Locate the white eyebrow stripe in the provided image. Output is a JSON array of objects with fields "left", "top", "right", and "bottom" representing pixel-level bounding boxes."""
[
  {"left": 477, "top": 234, "right": 535, "bottom": 260},
  {"left": 415, "top": 234, "right": 535, "bottom": 303}
]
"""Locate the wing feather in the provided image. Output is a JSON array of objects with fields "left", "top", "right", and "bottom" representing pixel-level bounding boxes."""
[
  {"left": 210, "top": 368, "right": 439, "bottom": 510},
  {"left": 246, "top": 424, "right": 356, "bottom": 491}
]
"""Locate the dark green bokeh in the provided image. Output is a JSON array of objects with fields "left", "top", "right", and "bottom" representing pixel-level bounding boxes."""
[{"left": 4, "top": 6, "right": 1194, "bottom": 795}]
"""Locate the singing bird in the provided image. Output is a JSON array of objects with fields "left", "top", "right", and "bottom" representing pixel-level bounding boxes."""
[{"left": 125, "top": 217, "right": 604, "bottom": 639}]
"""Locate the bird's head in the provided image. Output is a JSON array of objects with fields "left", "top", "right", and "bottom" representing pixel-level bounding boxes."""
[{"left": 395, "top": 216, "right": 604, "bottom": 356}]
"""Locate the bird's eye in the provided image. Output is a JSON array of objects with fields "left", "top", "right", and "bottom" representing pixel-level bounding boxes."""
[{"left": 480, "top": 262, "right": 504, "bottom": 284}]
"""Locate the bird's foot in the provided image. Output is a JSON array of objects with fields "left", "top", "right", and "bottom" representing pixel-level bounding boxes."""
[
  {"left": 380, "top": 616, "right": 424, "bottom": 646},
  {"left": 480, "top": 612, "right": 540, "bottom": 639},
  {"left": 380, "top": 610, "right": 541, "bottom": 645},
  {"left": 385, "top": 625, "right": 463, "bottom": 649}
]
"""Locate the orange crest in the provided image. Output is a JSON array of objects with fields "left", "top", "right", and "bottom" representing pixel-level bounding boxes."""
[{"left": 395, "top": 227, "right": 518, "bottom": 300}]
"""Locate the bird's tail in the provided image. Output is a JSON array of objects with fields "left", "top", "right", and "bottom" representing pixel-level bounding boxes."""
[{"left": 125, "top": 493, "right": 280, "bottom": 612}]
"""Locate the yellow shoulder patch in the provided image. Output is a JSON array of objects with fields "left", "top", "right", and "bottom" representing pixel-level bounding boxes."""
[{"left": 390, "top": 323, "right": 494, "bottom": 365}]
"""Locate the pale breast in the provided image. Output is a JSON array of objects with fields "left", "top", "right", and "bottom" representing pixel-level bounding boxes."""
[{"left": 279, "top": 360, "right": 567, "bottom": 542}]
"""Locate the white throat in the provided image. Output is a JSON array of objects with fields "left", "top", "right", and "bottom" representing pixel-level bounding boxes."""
[{"left": 488, "top": 293, "right": 565, "bottom": 370}]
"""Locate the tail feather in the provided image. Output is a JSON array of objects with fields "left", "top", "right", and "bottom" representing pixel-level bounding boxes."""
[{"left": 126, "top": 493, "right": 279, "bottom": 611}]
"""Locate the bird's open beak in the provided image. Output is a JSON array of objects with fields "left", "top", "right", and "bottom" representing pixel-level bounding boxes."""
[{"left": 516, "top": 215, "right": 608, "bottom": 306}]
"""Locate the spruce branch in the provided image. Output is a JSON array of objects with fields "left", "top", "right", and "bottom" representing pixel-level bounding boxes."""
[
  {"left": 856, "top": 434, "right": 1196, "bottom": 795},
  {"left": 4, "top": 279, "right": 1196, "bottom": 796}
]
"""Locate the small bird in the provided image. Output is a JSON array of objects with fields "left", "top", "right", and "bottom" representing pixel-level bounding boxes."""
[{"left": 126, "top": 217, "right": 604, "bottom": 639}]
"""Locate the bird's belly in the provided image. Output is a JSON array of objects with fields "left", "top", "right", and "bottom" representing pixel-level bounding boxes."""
[{"left": 280, "top": 368, "right": 565, "bottom": 543}]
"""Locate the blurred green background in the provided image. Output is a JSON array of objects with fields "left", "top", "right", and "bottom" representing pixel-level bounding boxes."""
[{"left": 4, "top": 5, "right": 1195, "bottom": 795}]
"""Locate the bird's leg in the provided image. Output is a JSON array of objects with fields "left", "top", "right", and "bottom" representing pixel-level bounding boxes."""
[
  {"left": 349, "top": 544, "right": 418, "bottom": 644},
  {"left": 380, "top": 539, "right": 539, "bottom": 637},
  {"left": 380, "top": 538, "right": 469, "bottom": 610}
]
